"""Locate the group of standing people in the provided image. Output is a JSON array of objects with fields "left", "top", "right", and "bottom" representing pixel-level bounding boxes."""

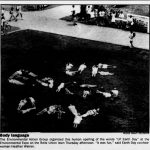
[
  {"left": 9, "top": 6, "right": 23, "bottom": 21},
  {"left": 71, "top": 5, "right": 136, "bottom": 48},
  {"left": 1, "top": 6, "right": 23, "bottom": 34}
]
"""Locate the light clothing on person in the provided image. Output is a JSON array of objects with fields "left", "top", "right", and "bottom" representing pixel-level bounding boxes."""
[
  {"left": 111, "top": 89, "right": 119, "bottom": 97},
  {"left": 111, "top": 13, "right": 116, "bottom": 22},
  {"left": 83, "top": 90, "right": 90, "bottom": 99},
  {"left": 78, "top": 63, "right": 87, "bottom": 73},
  {"left": 56, "top": 83, "right": 65, "bottom": 92},
  {"left": 38, "top": 77, "right": 54, "bottom": 88},
  {"left": 17, "top": 97, "right": 36, "bottom": 114},
  {"left": 17, "top": 99, "right": 27, "bottom": 110},
  {"left": 73, "top": 115, "right": 82, "bottom": 128},
  {"left": 119, "top": 13, "right": 124, "bottom": 19},
  {"left": 21, "top": 107, "right": 36, "bottom": 114},
  {"left": 66, "top": 70, "right": 77, "bottom": 76},
  {"left": 68, "top": 105, "right": 78, "bottom": 116},
  {"left": 96, "top": 90, "right": 112, "bottom": 98},
  {"left": 98, "top": 63, "right": 109, "bottom": 69},
  {"left": 66, "top": 63, "right": 73, "bottom": 70},
  {"left": 92, "top": 66, "right": 98, "bottom": 77},
  {"left": 99, "top": 11, "right": 105, "bottom": 17},
  {"left": 98, "top": 63, "right": 116, "bottom": 69},
  {"left": 86, "top": 6, "right": 91, "bottom": 14},
  {"left": 98, "top": 71, "right": 114, "bottom": 76},
  {"left": 17, "top": 6, "right": 22, "bottom": 13},
  {"left": 80, "top": 84, "right": 97, "bottom": 88},
  {"left": 2, "top": 9, "right": 4, "bottom": 14},
  {"left": 94, "top": 9, "right": 98, "bottom": 17},
  {"left": 68, "top": 105, "right": 82, "bottom": 128},
  {"left": 127, "top": 17, "right": 133, "bottom": 23},
  {"left": 2, "top": 9, "right": 5, "bottom": 17},
  {"left": 82, "top": 108, "right": 100, "bottom": 117},
  {"left": 16, "top": 5, "right": 23, "bottom": 19}
]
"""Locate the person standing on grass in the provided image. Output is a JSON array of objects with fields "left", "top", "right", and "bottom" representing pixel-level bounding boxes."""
[
  {"left": 129, "top": 30, "right": 136, "bottom": 48},
  {"left": 71, "top": 5, "right": 77, "bottom": 26},
  {"left": 16, "top": 5, "right": 23, "bottom": 20}
]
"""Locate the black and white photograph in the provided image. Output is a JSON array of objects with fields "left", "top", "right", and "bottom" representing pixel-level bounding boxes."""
[{"left": 1, "top": 3, "right": 149, "bottom": 133}]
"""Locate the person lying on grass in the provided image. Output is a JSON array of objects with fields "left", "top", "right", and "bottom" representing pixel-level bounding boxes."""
[
  {"left": 97, "top": 63, "right": 117, "bottom": 69},
  {"left": 36, "top": 77, "right": 54, "bottom": 88},
  {"left": 36, "top": 105, "right": 65, "bottom": 119},
  {"left": 65, "top": 63, "right": 87, "bottom": 76},
  {"left": 8, "top": 69, "right": 37, "bottom": 85},
  {"left": 98, "top": 71, "right": 114, "bottom": 76},
  {"left": 8, "top": 69, "right": 54, "bottom": 88},
  {"left": 17, "top": 97, "right": 36, "bottom": 114},
  {"left": 65, "top": 70, "right": 78, "bottom": 76},
  {"left": 92, "top": 65, "right": 98, "bottom": 77},
  {"left": 56, "top": 82, "right": 73, "bottom": 92},
  {"left": 68, "top": 104, "right": 100, "bottom": 128},
  {"left": 78, "top": 63, "right": 87, "bottom": 74},
  {"left": 66, "top": 63, "right": 73, "bottom": 70},
  {"left": 96, "top": 87, "right": 119, "bottom": 99},
  {"left": 65, "top": 63, "right": 78, "bottom": 76},
  {"left": 82, "top": 90, "right": 91, "bottom": 99},
  {"left": 56, "top": 81, "right": 97, "bottom": 93},
  {"left": 80, "top": 84, "right": 97, "bottom": 88}
]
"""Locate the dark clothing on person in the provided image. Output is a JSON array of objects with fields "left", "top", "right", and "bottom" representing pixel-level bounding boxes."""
[{"left": 9, "top": 7, "right": 17, "bottom": 21}]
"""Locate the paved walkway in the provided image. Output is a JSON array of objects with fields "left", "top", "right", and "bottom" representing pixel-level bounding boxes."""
[{"left": 5, "top": 5, "right": 149, "bottom": 50}]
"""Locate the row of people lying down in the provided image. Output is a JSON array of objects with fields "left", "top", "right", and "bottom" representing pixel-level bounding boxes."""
[
  {"left": 65, "top": 63, "right": 116, "bottom": 76},
  {"left": 17, "top": 95, "right": 100, "bottom": 128},
  {"left": 9, "top": 69, "right": 119, "bottom": 128},
  {"left": 8, "top": 69, "right": 54, "bottom": 88},
  {"left": 8, "top": 69, "right": 118, "bottom": 96},
  {"left": 56, "top": 81, "right": 119, "bottom": 98},
  {"left": 8, "top": 69, "right": 119, "bottom": 100},
  {"left": 17, "top": 84, "right": 119, "bottom": 128}
]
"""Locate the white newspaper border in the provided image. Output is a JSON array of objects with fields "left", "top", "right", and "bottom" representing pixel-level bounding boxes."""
[{"left": 0, "top": 1, "right": 149, "bottom": 150}]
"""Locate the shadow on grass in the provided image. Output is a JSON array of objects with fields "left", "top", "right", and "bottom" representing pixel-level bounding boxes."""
[{"left": 1, "top": 26, "right": 21, "bottom": 35}]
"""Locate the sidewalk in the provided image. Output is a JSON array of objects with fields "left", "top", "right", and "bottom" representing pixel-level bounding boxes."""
[{"left": 6, "top": 5, "right": 149, "bottom": 50}]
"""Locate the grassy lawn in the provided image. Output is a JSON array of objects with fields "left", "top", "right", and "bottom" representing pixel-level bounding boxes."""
[
  {"left": 1, "top": 30, "right": 149, "bottom": 132},
  {"left": 103, "top": 5, "right": 149, "bottom": 17},
  {"left": 119, "top": 5, "right": 149, "bottom": 17}
]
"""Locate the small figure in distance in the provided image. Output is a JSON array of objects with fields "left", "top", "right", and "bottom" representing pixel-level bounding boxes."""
[
  {"left": 71, "top": 5, "right": 77, "bottom": 26},
  {"left": 129, "top": 30, "right": 136, "bottom": 48},
  {"left": 16, "top": 5, "right": 23, "bottom": 20}
]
